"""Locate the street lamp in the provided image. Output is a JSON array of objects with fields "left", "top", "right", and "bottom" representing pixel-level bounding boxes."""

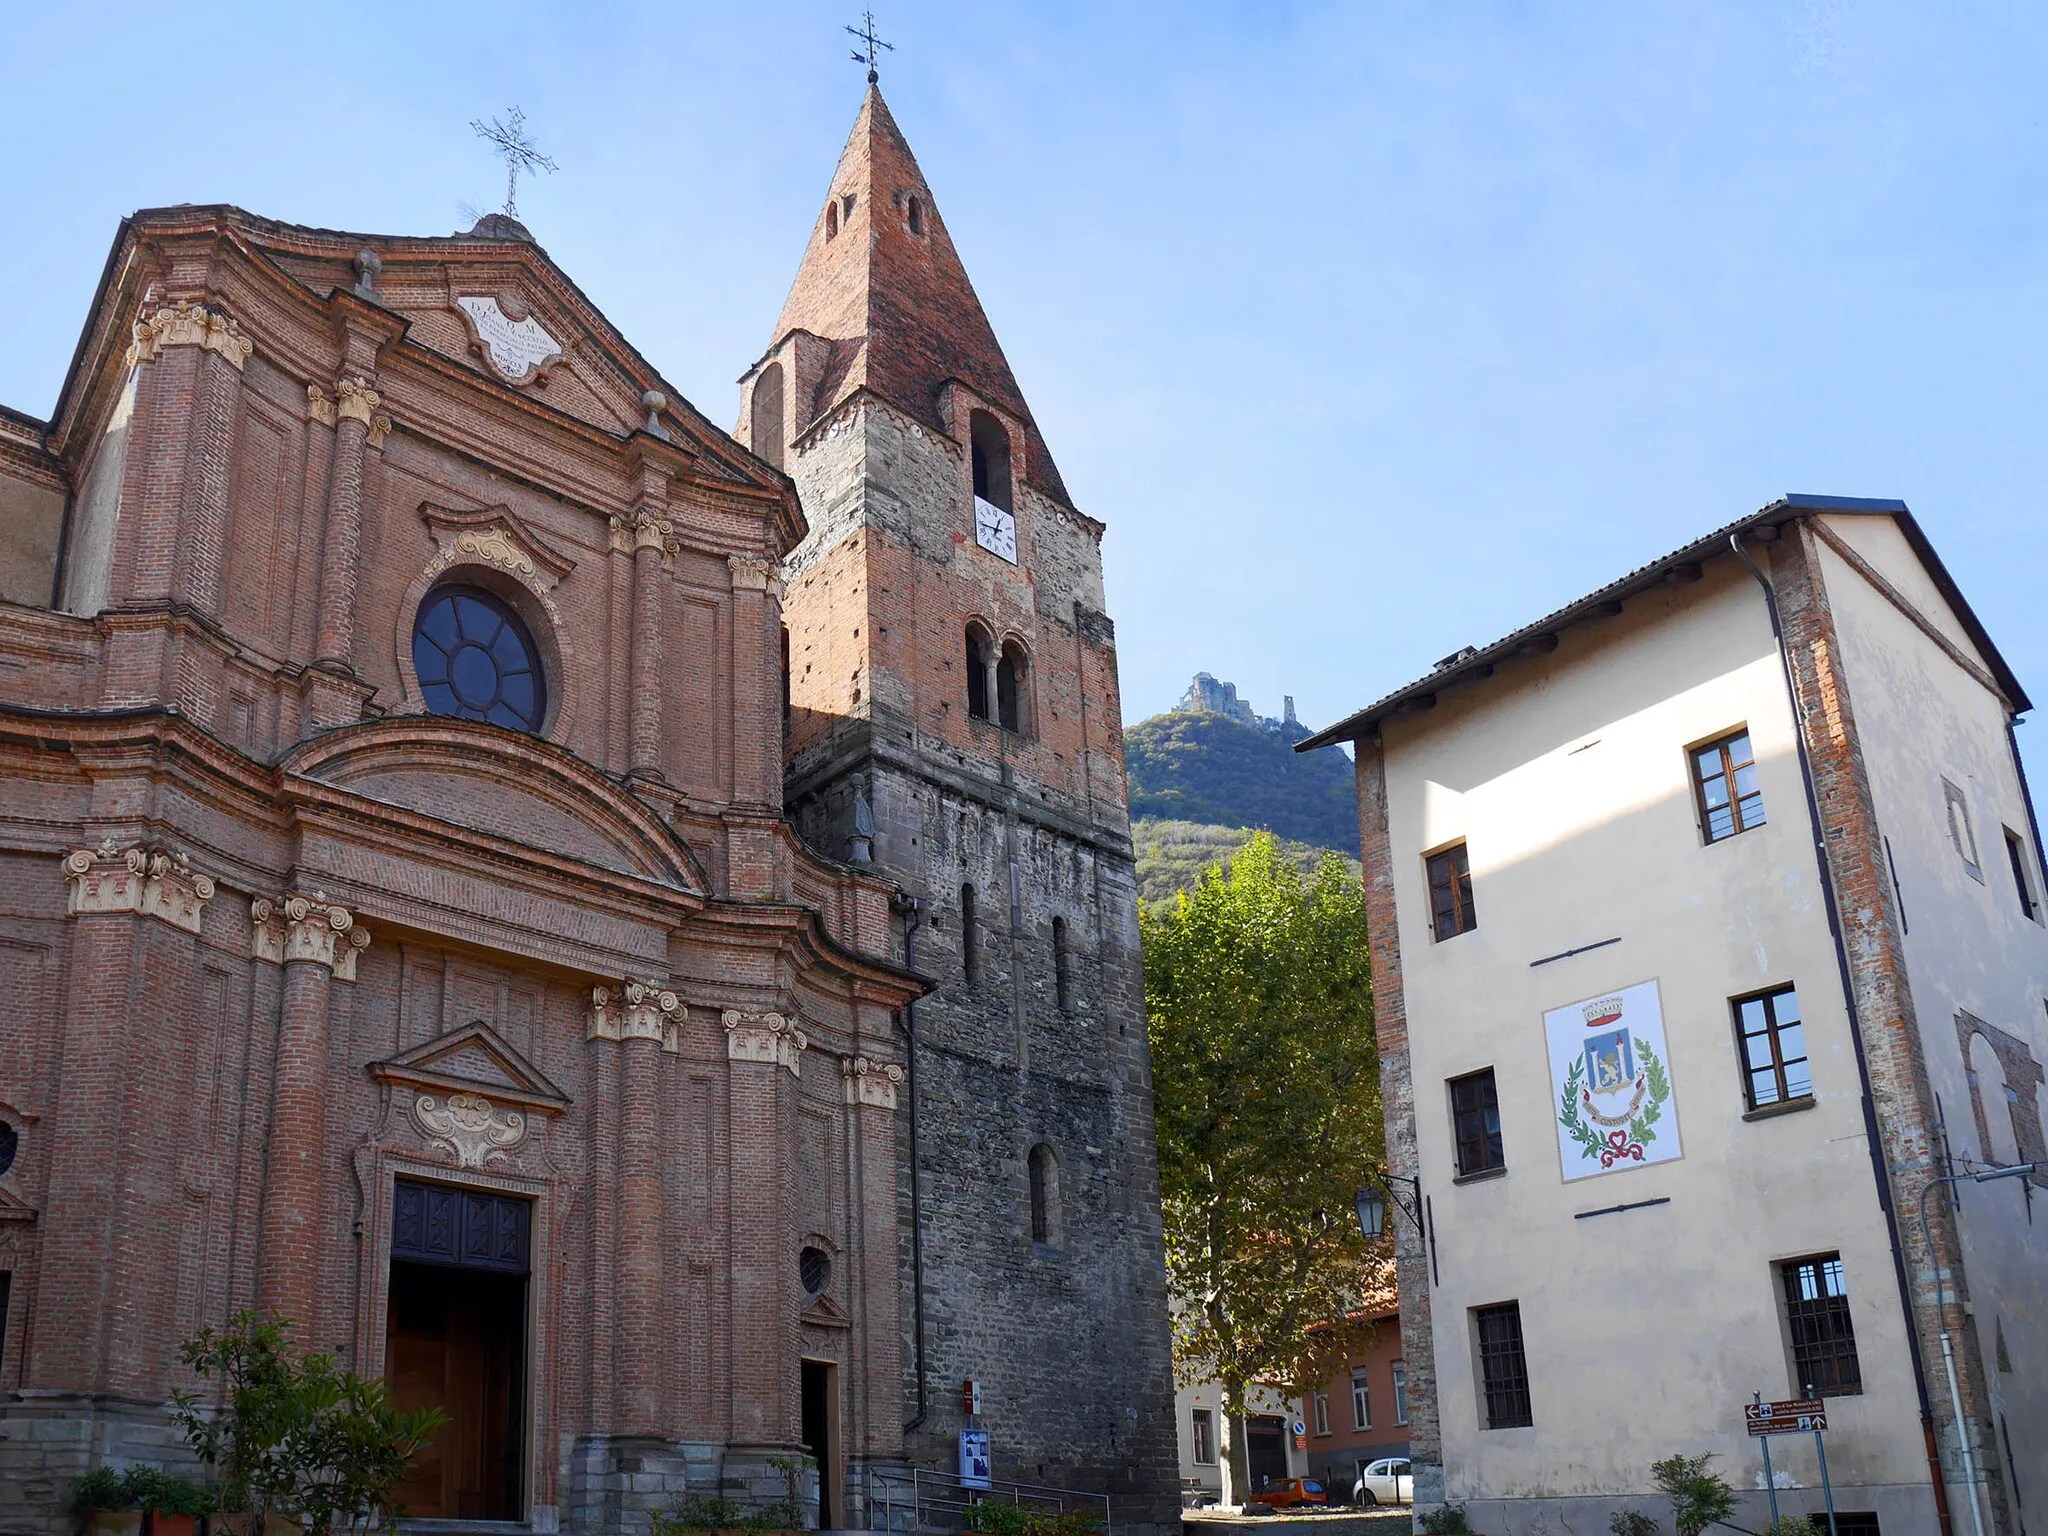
[
  {"left": 1917, "top": 1161, "right": 2035, "bottom": 1536},
  {"left": 1354, "top": 1171, "right": 1423, "bottom": 1243}
]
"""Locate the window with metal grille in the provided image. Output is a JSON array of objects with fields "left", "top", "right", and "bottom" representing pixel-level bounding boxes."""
[
  {"left": 1692, "top": 729, "right": 1765, "bottom": 843},
  {"left": 1825, "top": 1515, "right": 1879, "bottom": 1536},
  {"left": 1191, "top": 1408, "right": 1216, "bottom": 1465},
  {"left": 800, "top": 1246, "right": 830, "bottom": 1298},
  {"left": 1734, "top": 986, "right": 1812, "bottom": 1110},
  {"left": 1350, "top": 1367, "right": 1370, "bottom": 1430},
  {"left": 1427, "top": 843, "right": 1476, "bottom": 941},
  {"left": 1473, "top": 1302, "right": 1532, "bottom": 1429},
  {"left": 1450, "top": 1069, "right": 1504, "bottom": 1175},
  {"left": 1782, "top": 1254, "right": 1862, "bottom": 1397}
]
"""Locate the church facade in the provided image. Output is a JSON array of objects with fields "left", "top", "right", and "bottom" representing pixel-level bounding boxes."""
[{"left": 0, "top": 89, "right": 1176, "bottom": 1535}]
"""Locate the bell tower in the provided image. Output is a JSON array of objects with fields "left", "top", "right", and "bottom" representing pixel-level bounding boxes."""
[{"left": 743, "top": 86, "right": 1178, "bottom": 1532}]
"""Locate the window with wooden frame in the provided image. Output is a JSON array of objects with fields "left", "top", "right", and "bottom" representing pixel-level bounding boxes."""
[
  {"left": 1190, "top": 1408, "right": 1216, "bottom": 1465},
  {"left": 1692, "top": 729, "right": 1765, "bottom": 843},
  {"left": 1734, "top": 986, "right": 1812, "bottom": 1111},
  {"left": 1449, "top": 1069, "right": 1504, "bottom": 1175},
  {"left": 2004, "top": 829, "right": 2039, "bottom": 922},
  {"left": 1426, "top": 842, "right": 1476, "bottom": 941},
  {"left": 1350, "top": 1367, "right": 1370, "bottom": 1430},
  {"left": 1311, "top": 1389, "right": 1330, "bottom": 1436},
  {"left": 1391, "top": 1361, "right": 1408, "bottom": 1425},
  {"left": 1473, "top": 1302, "right": 1533, "bottom": 1429},
  {"left": 1781, "top": 1253, "right": 1862, "bottom": 1396}
]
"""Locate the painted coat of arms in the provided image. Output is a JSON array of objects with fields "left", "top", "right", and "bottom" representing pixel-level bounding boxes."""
[{"left": 1543, "top": 979, "right": 1681, "bottom": 1180}]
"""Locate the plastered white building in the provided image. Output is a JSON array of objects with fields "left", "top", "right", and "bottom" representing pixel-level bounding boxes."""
[{"left": 1303, "top": 496, "right": 2047, "bottom": 1534}]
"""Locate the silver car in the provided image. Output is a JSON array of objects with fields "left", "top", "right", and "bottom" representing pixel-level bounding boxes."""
[{"left": 1351, "top": 1457, "right": 1413, "bottom": 1506}]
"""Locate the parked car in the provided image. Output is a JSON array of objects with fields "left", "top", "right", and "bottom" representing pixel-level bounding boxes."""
[
  {"left": 1352, "top": 1458, "right": 1413, "bottom": 1506},
  {"left": 1245, "top": 1478, "right": 1329, "bottom": 1510}
]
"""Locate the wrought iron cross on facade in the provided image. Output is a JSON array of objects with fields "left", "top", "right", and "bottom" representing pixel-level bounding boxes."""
[
  {"left": 847, "top": 10, "right": 893, "bottom": 83},
  {"left": 470, "top": 106, "right": 558, "bottom": 220}
]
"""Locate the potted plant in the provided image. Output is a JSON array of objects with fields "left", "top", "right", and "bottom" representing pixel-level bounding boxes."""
[
  {"left": 75, "top": 1467, "right": 142, "bottom": 1536},
  {"left": 130, "top": 1467, "right": 215, "bottom": 1536}
]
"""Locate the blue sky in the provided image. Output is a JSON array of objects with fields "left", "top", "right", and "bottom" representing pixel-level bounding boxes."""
[{"left": 3, "top": 2, "right": 2045, "bottom": 773}]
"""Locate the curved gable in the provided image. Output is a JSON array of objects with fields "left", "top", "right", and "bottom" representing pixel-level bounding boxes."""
[{"left": 284, "top": 718, "right": 699, "bottom": 891}]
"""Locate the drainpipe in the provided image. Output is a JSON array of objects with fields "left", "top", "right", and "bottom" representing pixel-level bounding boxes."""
[
  {"left": 892, "top": 890, "right": 930, "bottom": 1433},
  {"left": 1731, "top": 531, "right": 1955, "bottom": 1534}
]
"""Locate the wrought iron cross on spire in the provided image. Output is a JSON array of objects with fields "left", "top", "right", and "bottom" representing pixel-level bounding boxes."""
[
  {"left": 470, "top": 106, "right": 558, "bottom": 220},
  {"left": 846, "top": 9, "right": 893, "bottom": 84}
]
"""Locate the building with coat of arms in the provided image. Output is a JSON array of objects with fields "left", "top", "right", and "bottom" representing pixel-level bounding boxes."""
[
  {"left": 0, "top": 84, "right": 1177, "bottom": 1536},
  {"left": 1303, "top": 497, "right": 2048, "bottom": 1534}
]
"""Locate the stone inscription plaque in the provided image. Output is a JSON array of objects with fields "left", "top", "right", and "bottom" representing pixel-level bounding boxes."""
[{"left": 456, "top": 295, "right": 563, "bottom": 384}]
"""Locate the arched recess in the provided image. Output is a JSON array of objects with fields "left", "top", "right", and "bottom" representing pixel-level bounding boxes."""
[
  {"left": 1968, "top": 1030, "right": 2022, "bottom": 1166},
  {"left": 970, "top": 410, "right": 1011, "bottom": 512},
  {"left": 965, "top": 621, "right": 995, "bottom": 723},
  {"left": 997, "top": 638, "right": 1030, "bottom": 735},
  {"left": 753, "top": 362, "right": 786, "bottom": 471}
]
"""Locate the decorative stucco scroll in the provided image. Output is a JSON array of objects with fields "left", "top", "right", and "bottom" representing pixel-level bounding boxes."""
[
  {"left": 588, "top": 980, "right": 683, "bottom": 1052},
  {"left": 125, "top": 301, "right": 253, "bottom": 371},
  {"left": 308, "top": 383, "right": 338, "bottom": 427},
  {"left": 62, "top": 839, "right": 216, "bottom": 934},
  {"left": 724, "top": 1010, "right": 808, "bottom": 1076},
  {"left": 842, "top": 1055, "right": 904, "bottom": 1109},
  {"left": 412, "top": 1090, "right": 527, "bottom": 1170},
  {"left": 250, "top": 893, "right": 370, "bottom": 977}
]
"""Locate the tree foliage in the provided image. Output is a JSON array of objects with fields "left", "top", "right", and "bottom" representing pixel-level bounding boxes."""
[
  {"left": 1132, "top": 818, "right": 1361, "bottom": 908},
  {"left": 1143, "top": 833, "right": 1382, "bottom": 1497},
  {"left": 171, "top": 1311, "right": 445, "bottom": 1536}
]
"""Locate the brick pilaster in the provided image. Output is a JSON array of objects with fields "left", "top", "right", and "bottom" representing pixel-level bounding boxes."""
[
  {"left": 170, "top": 343, "right": 245, "bottom": 620},
  {"left": 312, "top": 380, "right": 376, "bottom": 671},
  {"left": 255, "top": 895, "right": 355, "bottom": 1328},
  {"left": 614, "top": 987, "right": 674, "bottom": 1433},
  {"left": 1768, "top": 522, "right": 2012, "bottom": 1533},
  {"left": 724, "top": 1010, "right": 804, "bottom": 1448},
  {"left": 628, "top": 518, "right": 667, "bottom": 780},
  {"left": 844, "top": 1054, "right": 906, "bottom": 1463},
  {"left": 1352, "top": 738, "right": 1443, "bottom": 1506}
]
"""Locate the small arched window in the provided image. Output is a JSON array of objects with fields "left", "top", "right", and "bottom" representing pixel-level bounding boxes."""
[
  {"left": 1028, "top": 1143, "right": 1060, "bottom": 1247},
  {"left": 752, "top": 362, "right": 785, "bottom": 471},
  {"left": 960, "top": 882, "right": 980, "bottom": 986},
  {"left": 826, "top": 202, "right": 839, "bottom": 239},
  {"left": 1052, "top": 916, "right": 1072, "bottom": 1013},
  {"left": 906, "top": 195, "right": 925, "bottom": 236},
  {"left": 413, "top": 586, "right": 547, "bottom": 732},
  {"left": 997, "top": 640, "right": 1028, "bottom": 734},
  {"left": 970, "top": 410, "right": 1012, "bottom": 513},
  {"left": 965, "top": 623, "right": 994, "bottom": 722}
]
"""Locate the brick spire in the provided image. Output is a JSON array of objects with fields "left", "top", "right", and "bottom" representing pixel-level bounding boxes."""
[{"left": 766, "top": 86, "right": 1071, "bottom": 505}]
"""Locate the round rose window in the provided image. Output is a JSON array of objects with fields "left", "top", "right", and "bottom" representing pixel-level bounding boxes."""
[{"left": 412, "top": 586, "right": 546, "bottom": 732}]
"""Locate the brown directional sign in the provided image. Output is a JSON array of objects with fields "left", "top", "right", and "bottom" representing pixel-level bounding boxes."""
[{"left": 1745, "top": 1397, "right": 1828, "bottom": 1436}]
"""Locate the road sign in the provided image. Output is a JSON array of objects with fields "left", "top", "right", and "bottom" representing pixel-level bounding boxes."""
[{"left": 1745, "top": 1397, "right": 1828, "bottom": 1436}]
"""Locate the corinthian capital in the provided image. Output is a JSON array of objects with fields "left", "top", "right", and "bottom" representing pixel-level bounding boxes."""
[
  {"left": 334, "top": 376, "right": 382, "bottom": 426},
  {"left": 727, "top": 553, "right": 782, "bottom": 594},
  {"left": 62, "top": 838, "right": 216, "bottom": 934},
  {"left": 250, "top": 892, "right": 368, "bottom": 974},
  {"left": 588, "top": 979, "right": 683, "bottom": 1051},
  {"left": 842, "top": 1054, "right": 905, "bottom": 1109},
  {"left": 724, "top": 1009, "right": 808, "bottom": 1076},
  {"left": 125, "top": 301, "right": 253, "bottom": 370}
]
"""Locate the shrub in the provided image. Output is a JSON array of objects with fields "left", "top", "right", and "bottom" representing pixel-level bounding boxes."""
[
  {"left": 73, "top": 1467, "right": 134, "bottom": 1512},
  {"left": 1765, "top": 1520, "right": 1819, "bottom": 1536},
  {"left": 1419, "top": 1505, "right": 1474, "bottom": 1535},
  {"left": 1650, "top": 1455, "right": 1737, "bottom": 1536},
  {"left": 124, "top": 1467, "right": 215, "bottom": 1516},
  {"left": 1609, "top": 1513, "right": 1660, "bottom": 1536}
]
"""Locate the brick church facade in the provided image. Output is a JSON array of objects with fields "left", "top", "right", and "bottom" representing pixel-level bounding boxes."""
[{"left": 0, "top": 87, "right": 1176, "bottom": 1534}]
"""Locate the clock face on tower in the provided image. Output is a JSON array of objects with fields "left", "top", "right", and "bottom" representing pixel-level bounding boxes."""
[{"left": 974, "top": 498, "right": 1018, "bottom": 563}]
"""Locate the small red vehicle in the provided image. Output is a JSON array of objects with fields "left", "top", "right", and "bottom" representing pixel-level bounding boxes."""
[{"left": 1246, "top": 1478, "right": 1329, "bottom": 1510}]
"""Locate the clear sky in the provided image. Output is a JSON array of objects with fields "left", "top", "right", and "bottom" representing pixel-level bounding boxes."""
[{"left": 3, "top": 2, "right": 2044, "bottom": 772}]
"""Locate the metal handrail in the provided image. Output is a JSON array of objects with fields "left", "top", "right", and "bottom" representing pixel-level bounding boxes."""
[{"left": 865, "top": 1464, "right": 1112, "bottom": 1536}]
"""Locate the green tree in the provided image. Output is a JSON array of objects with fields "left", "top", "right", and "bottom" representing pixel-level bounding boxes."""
[
  {"left": 172, "top": 1311, "right": 445, "bottom": 1536},
  {"left": 1650, "top": 1453, "right": 1738, "bottom": 1536},
  {"left": 1143, "top": 832, "right": 1382, "bottom": 1505}
]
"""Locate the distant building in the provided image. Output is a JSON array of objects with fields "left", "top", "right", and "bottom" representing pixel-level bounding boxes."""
[
  {"left": 1298, "top": 1308, "right": 1409, "bottom": 1498},
  {"left": 1177, "top": 673, "right": 1301, "bottom": 735},
  {"left": 1173, "top": 1380, "right": 1306, "bottom": 1506},
  {"left": 1303, "top": 497, "right": 2047, "bottom": 1534}
]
